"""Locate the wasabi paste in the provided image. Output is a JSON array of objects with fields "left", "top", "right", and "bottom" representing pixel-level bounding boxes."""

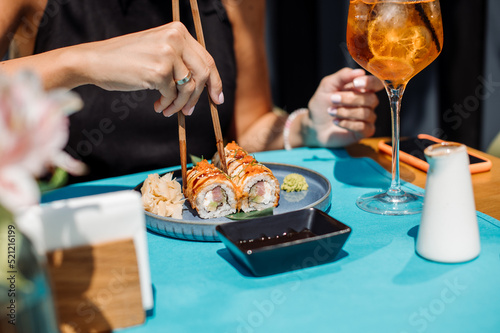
[{"left": 281, "top": 173, "right": 308, "bottom": 192}]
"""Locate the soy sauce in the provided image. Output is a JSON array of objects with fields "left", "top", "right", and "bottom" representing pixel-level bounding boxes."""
[{"left": 238, "top": 228, "right": 317, "bottom": 251}]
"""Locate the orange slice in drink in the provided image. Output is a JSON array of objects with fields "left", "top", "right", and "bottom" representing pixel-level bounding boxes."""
[
  {"left": 368, "top": 22, "right": 432, "bottom": 62},
  {"left": 367, "top": 56, "right": 414, "bottom": 82}
]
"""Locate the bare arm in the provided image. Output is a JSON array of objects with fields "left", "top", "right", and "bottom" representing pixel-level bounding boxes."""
[
  {"left": 0, "top": 0, "right": 223, "bottom": 116},
  {"left": 225, "top": 1, "right": 383, "bottom": 151},
  {"left": 223, "top": 0, "right": 285, "bottom": 152},
  {"left": 0, "top": 0, "right": 85, "bottom": 89}
]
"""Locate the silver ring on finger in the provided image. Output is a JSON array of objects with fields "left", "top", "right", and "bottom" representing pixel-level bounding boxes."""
[{"left": 175, "top": 72, "right": 192, "bottom": 86}]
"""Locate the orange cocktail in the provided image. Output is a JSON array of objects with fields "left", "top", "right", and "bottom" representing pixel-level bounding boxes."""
[
  {"left": 346, "top": 0, "right": 443, "bottom": 215},
  {"left": 347, "top": 0, "right": 443, "bottom": 87}
]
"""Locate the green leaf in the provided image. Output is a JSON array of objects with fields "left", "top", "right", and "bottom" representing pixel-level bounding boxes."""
[
  {"left": 226, "top": 208, "right": 274, "bottom": 220},
  {"left": 189, "top": 154, "right": 204, "bottom": 165},
  {"left": 38, "top": 167, "right": 68, "bottom": 193}
]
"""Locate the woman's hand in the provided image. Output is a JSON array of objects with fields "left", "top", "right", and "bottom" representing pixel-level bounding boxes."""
[
  {"left": 79, "top": 21, "right": 224, "bottom": 116},
  {"left": 304, "top": 67, "right": 384, "bottom": 147}
]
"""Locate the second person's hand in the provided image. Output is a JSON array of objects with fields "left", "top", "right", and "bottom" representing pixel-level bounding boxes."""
[{"left": 304, "top": 67, "right": 384, "bottom": 147}]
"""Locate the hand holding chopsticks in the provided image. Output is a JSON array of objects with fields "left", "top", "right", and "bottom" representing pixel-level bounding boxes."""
[
  {"left": 150, "top": 22, "right": 224, "bottom": 117},
  {"left": 171, "top": 0, "right": 228, "bottom": 192}
]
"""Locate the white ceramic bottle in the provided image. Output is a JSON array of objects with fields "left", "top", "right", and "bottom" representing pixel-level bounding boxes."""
[{"left": 416, "top": 142, "right": 480, "bottom": 263}]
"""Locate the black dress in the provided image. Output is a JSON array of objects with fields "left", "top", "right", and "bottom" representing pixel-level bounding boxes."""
[{"left": 33, "top": 0, "right": 236, "bottom": 182}]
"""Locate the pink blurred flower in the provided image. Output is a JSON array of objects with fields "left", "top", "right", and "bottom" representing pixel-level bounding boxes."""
[{"left": 0, "top": 71, "right": 85, "bottom": 212}]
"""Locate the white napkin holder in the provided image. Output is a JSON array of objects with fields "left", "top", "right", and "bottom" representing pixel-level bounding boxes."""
[{"left": 16, "top": 190, "right": 153, "bottom": 331}]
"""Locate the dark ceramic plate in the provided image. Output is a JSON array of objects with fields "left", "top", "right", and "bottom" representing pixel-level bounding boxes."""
[
  {"left": 216, "top": 208, "right": 351, "bottom": 276},
  {"left": 134, "top": 163, "right": 331, "bottom": 242}
]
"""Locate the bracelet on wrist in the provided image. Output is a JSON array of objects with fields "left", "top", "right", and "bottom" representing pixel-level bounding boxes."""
[{"left": 283, "top": 108, "right": 308, "bottom": 150}]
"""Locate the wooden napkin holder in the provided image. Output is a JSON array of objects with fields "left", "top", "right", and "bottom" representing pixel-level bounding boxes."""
[
  {"left": 16, "top": 190, "right": 152, "bottom": 332},
  {"left": 46, "top": 238, "right": 145, "bottom": 332}
]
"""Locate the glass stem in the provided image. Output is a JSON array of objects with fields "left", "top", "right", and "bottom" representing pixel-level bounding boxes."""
[{"left": 386, "top": 84, "right": 406, "bottom": 197}]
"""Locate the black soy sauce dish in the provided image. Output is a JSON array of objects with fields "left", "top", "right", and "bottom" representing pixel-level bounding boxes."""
[{"left": 216, "top": 208, "right": 351, "bottom": 277}]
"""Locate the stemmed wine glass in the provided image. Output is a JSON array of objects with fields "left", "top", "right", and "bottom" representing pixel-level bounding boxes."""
[{"left": 346, "top": 0, "right": 443, "bottom": 215}]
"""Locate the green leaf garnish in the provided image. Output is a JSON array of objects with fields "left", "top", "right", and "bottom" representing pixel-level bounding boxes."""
[
  {"left": 226, "top": 207, "right": 274, "bottom": 220},
  {"left": 190, "top": 154, "right": 204, "bottom": 165}
]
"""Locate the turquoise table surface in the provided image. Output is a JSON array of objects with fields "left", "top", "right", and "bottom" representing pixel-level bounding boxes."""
[{"left": 42, "top": 148, "right": 500, "bottom": 333}]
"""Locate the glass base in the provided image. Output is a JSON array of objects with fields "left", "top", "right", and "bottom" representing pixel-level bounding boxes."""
[{"left": 356, "top": 189, "right": 424, "bottom": 215}]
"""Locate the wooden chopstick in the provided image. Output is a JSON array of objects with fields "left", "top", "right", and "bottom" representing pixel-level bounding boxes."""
[
  {"left": 172, "top": 0, "right": 180, "bottom": 21},
  {"left": 188, "top": 0, "right": 228, "bottom": 174},
  {"left": 172, "top": 0, "right": 188, "bottom": 193}
]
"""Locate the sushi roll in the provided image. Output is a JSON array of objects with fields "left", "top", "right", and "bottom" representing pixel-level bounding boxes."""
[
  {"left": 185, "top": 160, "right": 239, "bottom": 219},
  {"left": 219, "top": 142, "right": 280, "bottom": 213}
]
